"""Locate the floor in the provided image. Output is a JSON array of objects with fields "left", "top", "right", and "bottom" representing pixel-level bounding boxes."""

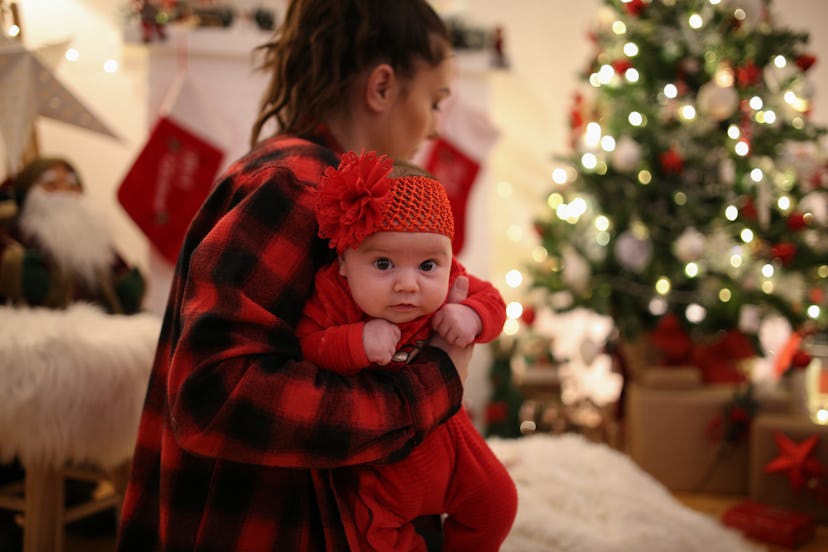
[
  {"left": 66, "top": 532, "right": 116, "bottom": 552},
  {"left": 58, "top": 495, "right": 827, "bottom": 552}
]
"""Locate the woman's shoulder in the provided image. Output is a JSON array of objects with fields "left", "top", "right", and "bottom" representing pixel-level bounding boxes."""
[{"left": 230, "top": 134, "right": 340, "bottom": 186}]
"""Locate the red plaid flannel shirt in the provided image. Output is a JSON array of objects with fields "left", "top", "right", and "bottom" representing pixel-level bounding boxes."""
[{"left": 116, "top": 133, "right": 463, "bottom": 551}]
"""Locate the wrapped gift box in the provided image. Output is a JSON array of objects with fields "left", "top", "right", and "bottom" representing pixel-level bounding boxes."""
[
  {"left": 636, "top": 366, "right": 704, "bottom": 389},
  {"left": 722, "top": 499, "right": 816, "bottom": 548},
  {"left": 749, "top": 414, "right": 828, "bottom": 522},
  {"left": 626, "top": 383, "right": 790, "bottom": 493}
]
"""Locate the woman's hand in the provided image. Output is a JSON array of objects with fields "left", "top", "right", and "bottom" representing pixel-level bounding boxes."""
[{"left": 429, "top": 276, "right": 474, "bottom": 383}]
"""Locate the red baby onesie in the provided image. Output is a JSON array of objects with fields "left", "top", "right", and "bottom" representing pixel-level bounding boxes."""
[{"left": 297, "top": 259, "right": 517, "bottom": 551}]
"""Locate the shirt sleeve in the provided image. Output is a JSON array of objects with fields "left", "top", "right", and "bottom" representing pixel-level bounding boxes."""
[
  {"left": 165, "top": 163, "right": 463, "bottom": 469},
  {"left": 296, "top": 266, "right": 370, "bottom": 374},
  {"left": 452, "top": 260, "right": 508, "bottom": 344}
]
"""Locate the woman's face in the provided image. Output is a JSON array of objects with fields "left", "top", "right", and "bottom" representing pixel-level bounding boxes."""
[{"left": 381, "top": 56, "right": 453, "bottom": 161}]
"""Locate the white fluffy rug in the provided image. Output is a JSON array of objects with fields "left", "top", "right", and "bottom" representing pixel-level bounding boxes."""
[
  {"left": 489, "top": 434, "right": 764, "bottom": 552},
  {"left": 0, "top": 303, "right": 161, "bottom": 469}
]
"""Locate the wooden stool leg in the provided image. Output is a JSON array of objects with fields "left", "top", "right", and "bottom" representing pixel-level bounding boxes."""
[{"left": 23, "top": 465, "right": 64, "bottom": 552}]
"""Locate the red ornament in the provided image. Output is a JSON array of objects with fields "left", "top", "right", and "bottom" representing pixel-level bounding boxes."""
[
  {"left": 569, "top": 92, "right": 586, "bottom": 149},
  {"left": 521, "top": 306, "right": 537, "bottom": 326},
  {"left": 808, "top": 165, "right": 828, "bottom": 189},
  {"left": 485, "top": 401, "right": 508, "bottom": 424},
  {"left": 770, "top": 242, "right": 797, "bottom": 265},
  {"left": 648, "top": 313, "right": 694, "bottom": 364},
  {"left": 736, "top": 61, "right": 762, "bottom": 88},
  {"left": 586, "top": 31, "right": 598, "bottom": 45},
  {"left": 791, "top": 349, "right": 813, "bottom": 369},
  {"left": 786, "top": 211, "right": 808, "bottom": 232},
  {"left": 570, "top": 110, "right": 584, "bottom": 131},
  {"left": 773, "top": 331, "right": 803, "bottom": 377},
  {"left": 795, "top": 54, "right": 817, "bottom": 72},
  {"left": 741, "top": 197, "right": 758, "bottom": 220},
  {"left": 764, "top": 432, "right": 825, "bottom": 492},
  {"left": 729, "top": 406, "right": 751, "bottom": 424},
  {"left": 694, "top": 329, "right": 754, "bottom": 384},
  {"left": 624, "top": 0, "right": 646, "bottom": 16},
  {"left": 659, "top": 147, "right": 684, "bottom": 175},
  {"left": 612, "top": 59, "right": 633, "bottom": 75}
]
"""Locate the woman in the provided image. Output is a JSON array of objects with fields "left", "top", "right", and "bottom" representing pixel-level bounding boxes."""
[{"left": 116, "top": 1, "right": 472, "bottom": 549}]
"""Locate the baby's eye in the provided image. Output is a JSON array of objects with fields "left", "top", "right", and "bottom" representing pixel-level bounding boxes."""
[
  {"left": 419, "top": 260, "right": 436, "bottom": 272},
  {"left": 374, "top": 258, "right": 393, "bottom": 270}
]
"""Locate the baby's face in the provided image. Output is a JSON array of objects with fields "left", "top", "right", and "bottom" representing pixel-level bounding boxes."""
[{"left": 339, "top": 231, "right": 452, "bottom": 324}]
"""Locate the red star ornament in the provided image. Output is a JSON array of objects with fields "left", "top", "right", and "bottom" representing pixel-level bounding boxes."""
[{"left": 764, "top": 431, "right": 825, "bottom": 492}]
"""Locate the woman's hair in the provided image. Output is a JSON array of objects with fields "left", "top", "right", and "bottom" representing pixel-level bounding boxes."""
[{"left": 249, "top": 0, "right": 450, "bottom": 147}]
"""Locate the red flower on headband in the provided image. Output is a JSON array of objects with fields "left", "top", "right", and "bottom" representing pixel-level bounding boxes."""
[{"left": 316, "top": 151, "right": 394, "bottom": 251}]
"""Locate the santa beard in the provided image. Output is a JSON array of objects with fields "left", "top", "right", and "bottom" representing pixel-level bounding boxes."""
[{"left": 18, "top": 186, "right": 116, "bottom": 289}]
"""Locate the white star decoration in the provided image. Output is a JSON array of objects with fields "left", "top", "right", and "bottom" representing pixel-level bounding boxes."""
[{"left": 0, "top": 35, "right": 118, "bottom": 172}]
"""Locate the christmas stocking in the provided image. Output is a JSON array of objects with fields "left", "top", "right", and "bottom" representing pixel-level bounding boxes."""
[
  {"left": 424, "top": 137, "right": 479, "bottom": 254},
  {"left": 422, "top": 99, "right": 499, "bottom": 255},
  {"left": 117, "top": 74, "right": 224, "bottom": 264}
]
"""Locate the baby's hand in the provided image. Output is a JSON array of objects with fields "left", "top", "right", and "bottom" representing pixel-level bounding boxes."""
[
  {"left": 431, "top": 303, "right": 482, "bottom": 347},
  {"left": 363, "top": 319, "right": 401, "bottom": 365}
]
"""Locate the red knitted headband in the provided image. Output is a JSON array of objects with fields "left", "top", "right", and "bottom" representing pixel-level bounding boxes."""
[{"left": 316, "top": 151, "right": 455, "bottom": 252}]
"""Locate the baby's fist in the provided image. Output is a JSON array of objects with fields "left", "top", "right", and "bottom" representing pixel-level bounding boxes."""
[{"left": 363, "top": 319, "right": 401, "bottom": 365}]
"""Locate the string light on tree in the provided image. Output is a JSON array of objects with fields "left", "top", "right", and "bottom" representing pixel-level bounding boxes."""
[{"left": 528, "top": 0, "right": 827, "bottom": 367}]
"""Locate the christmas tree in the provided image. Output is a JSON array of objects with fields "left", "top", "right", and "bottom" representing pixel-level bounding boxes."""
[{"left": 532, "top": 0, "right": 828, "bottom": 376}]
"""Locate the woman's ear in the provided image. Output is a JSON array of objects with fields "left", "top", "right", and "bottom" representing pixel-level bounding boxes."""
[
  {"left": 364, "top": 63, "right": 397, "bottom": 113},
  {"left": 338, "top": 254, "right": 347, "bottom": 277}
]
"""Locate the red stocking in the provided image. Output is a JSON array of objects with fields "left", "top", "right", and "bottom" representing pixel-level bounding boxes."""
[{"left": 424, "top": 137, "right": 480, "bottom": 255}]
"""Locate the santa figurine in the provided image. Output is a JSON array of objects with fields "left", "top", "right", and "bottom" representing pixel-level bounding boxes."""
[{"left": 0, "top": 157, "right": 146, "bottom": 314}]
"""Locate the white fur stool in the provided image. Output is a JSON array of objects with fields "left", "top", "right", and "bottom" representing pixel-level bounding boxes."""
[{"left": 0, "top": 303, "right": 160, "bottom": 551}]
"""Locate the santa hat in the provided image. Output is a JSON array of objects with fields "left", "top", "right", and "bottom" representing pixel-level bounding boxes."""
[
  {"left": 11, "top": 157, "right": 82, "bottom": 207},
  {"left": 316, "top": 151, "right": 454, "bottom": 253}
]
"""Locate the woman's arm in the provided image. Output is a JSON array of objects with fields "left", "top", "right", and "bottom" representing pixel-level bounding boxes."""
[{"left": 165, "top": 163, "right": 463, "bottom": 469}]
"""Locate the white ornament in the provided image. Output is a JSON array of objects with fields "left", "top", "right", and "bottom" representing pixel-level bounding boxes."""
[
  {"left": 722, "top": 0, "right": 764, "bottom": 26},
  {"left": 776, "top": 272, "right": 807, "bottom": 306},
  {"left": 706, "top": 229, "right": 734, "bottom": 273},
  {"left": 758, "top": 314, "right": 792, "bottom": 358},
  {"left": 780, "top": 140, "right": 822, "bottom": 181},
  {"left": 562, "top": 247, "right": 591, "bottom": 292},
  {"left": 611, "top": 136, "right": 642, "bottom": 172},
  {"left": 682, "top": 57, "right": 701, "bottom": 76},
  {"left": 738, "top": 304, "right": 762, "bottom": 334},
  {"left": 799, "top": 191, "right": 828, "bottom": 225},
  {"left": 592, "top": 6, "right": 617, "bottom": 33},
  {"left": 763, "top": 63, "right": 797, "bottom": 93},
  {"left": 719, "top": 157, "right": 736, "bottom": 185},
  {"left": 697, "top": 80, "right": 739, "bottom": 121},
  {"left": 672, "top": 227, "right": 706, "bottom": 262},
  {"left": 614, "top": 231, "right": 653, "bottom": 273}
]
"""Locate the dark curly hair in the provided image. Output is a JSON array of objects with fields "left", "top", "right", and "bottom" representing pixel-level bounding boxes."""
[{"left": 250, "top": 0, "right": 450, "bottom": 147}]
